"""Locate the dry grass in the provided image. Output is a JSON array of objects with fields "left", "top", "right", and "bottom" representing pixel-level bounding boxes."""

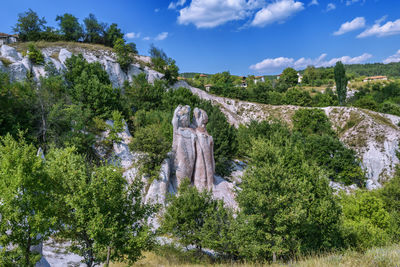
[
  {"left": 109, "top": 244, "right": 400, "bottom": 267},
  {"left": 10, "top": 41, "right": 114, "bottom": 54},
  {"left": 0, "top": 57, "right": 13, "bottom": 67}
]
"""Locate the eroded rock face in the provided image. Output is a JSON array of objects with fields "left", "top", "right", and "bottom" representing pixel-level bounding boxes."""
[
  {"left": 172, "top": 105, "right": 215, "bottom": 191},
  {"left": 172, "top": 81, "right": 400, "bottom": 190},
  {"left": 0, "top": 45, "right": 164, "bottom": 86}
]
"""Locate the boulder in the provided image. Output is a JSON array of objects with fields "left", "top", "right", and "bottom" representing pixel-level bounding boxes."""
[
  {"left": 8, "top": 61, "right": 28, "bottom": 82},
  {"left": 58, "top": 48, "right": 72, "bottom": 65},
  {"left": 0, "top": 45, "right": 22, "bottom": 62}
]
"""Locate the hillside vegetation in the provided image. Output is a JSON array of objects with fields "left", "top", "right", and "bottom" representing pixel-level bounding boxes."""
[{"left": 1, "top": 8, "right": 400, "bottom": 266}]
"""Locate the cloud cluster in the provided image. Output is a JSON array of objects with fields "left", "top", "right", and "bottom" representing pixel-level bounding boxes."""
[
  {"left": 169, "top": 0, "right": 187, "bottom": 10},
  {"left": 326, "top": 3, "right": 336, "bottom": 11},
  {"left": 333, "top": 17, "right": 365, "bottom": 36},
  {"left": 125, "top": 32, "right": 141, "bottom": 39},
  {"left": 384, "top": 50, "right": 400, "bottom": 64},
  {"left": 346, "top": 0, "right": 365, "bottom": 6},
  {"left": 358, "top": 18, "right": 400, "bottom": 38},
  {"left": 249, "top": 53, "right": 372, "bottom": 73},
  {"left": 251, "top": 0, "right": 304, "bottom": 27},
  {"left": 175, "top": 0, "right": 304, "bottom": 28},
  {"left": 155, "top": 32, "right": 169, "bottom": 41}
]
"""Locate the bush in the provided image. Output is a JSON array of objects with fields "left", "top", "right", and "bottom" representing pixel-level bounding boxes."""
[
  {"left": 292, "top": 108, "right": 334, "bottom": 136},
  {"left": 28, "top": 43, "right": 44, "bottom": 65},
  {"left": 340, "top": 190, "right": 391, "bottom": 250},
  {"left": 114, "top": 38, "right": 133, "bottom": 72},
  {"left": 234, "top": 137, "right": 342, "bottom": 261},
  {"left": 130, "top": 123, "right": 171, "bottom": 180},
  {"left": 161, "top": 179, "right": 235, "bottom": 257}
]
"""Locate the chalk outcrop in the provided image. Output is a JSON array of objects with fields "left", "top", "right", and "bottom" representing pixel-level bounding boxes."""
[
  {"left": 0, "top": 44, "right": 163, "bottom": 87},
  {"left": 172, "top": 81, "right": 400, "bottom": 189},
  {"left": 172, "top": 105, "right": 215, "bottom": 191}
]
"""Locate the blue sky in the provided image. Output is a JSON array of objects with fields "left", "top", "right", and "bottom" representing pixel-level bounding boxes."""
[{"left": 2, "top": 0, "right": 400, "bottom": 75}]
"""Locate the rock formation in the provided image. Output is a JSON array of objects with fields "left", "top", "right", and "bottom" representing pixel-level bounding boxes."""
[
  {"left": 172, "top": 105, "right": 215, "bottom": 191},
  {"left": 0, "top": 45, "right": 163, "bottom": 87},
  {"left": 172, "top": 80, "right": 400, "bottom": 189}
]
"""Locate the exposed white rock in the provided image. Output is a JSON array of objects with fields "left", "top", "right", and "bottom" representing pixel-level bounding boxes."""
[
  {"left": 42, "top": 239, "right": 84, "bottom": 267},
  {"left": 58, "top": 48, "right": 72, "bottom": 65},
  {"left": 0, "top": 45, "right": 22, "bottom": 62},
  {"left": 146, "top": 154, "right": 174, "bottom": 205},
  {"left": 8, "top": 61, "right": 29, "bottom": 81},
  {"left": 173, "top": 81, "right": 400, "bottom": 189}
]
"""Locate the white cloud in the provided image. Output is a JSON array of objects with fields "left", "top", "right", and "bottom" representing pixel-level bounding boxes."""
[
  {"left": 358, "top": 18, "right": 400, "bottom": 38},
  {"left": 346, "top": 0, "right": 365, "bottom": 6},
  {"left": 250, "top": 53, "right": 372, "bottom": 73},
  {"left": 177, "top": 0, "right": 260, "bottom": 28},
  {"left": 125, "top": 32, "right": 141, "bottom": 39},
  {"left": 309, "top": 0, "right": 318, "bottom": 6},
  {"left": 333, "top": 17, "right": 365, "bottom": 36},
  {"left": 143, "top": 36, "right": 151, "bottom": 41},
  {"left": 155, "top": 32, "right": 169, "bottom": 41},
  {"left": 251, "top": 0, "right": 304, "bottom": 27},
  {"left": 383, "top": 50, "right": 400, "bottom": 64},
  {"left": 326, "top": 3, "right": 336, "bottom": 11},
  {"left": 155, "top": 8, "right": 160, "bottom": 12},
  {"left": 169, "top": 0, "right": 187, "bottom": 9}
]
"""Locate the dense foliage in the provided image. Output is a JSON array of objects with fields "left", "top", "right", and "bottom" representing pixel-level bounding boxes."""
[{"left": 13, "top": 9, "right": 133, "bottom": 49}]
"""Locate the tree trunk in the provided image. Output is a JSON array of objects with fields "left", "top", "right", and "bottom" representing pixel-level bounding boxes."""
[
  {"left": 26, "top": 230, "right": 31, "bottom": 266},
  {"left": 106, "top": 246, "right": 111, "bottom": 266}
]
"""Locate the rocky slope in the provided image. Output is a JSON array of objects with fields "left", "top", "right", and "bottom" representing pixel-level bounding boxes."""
[
  {"left": 1, "top": 43, "right": 399, "bottom": 190},
  {"left": 173, "top": 81, "right": 400, "bottom": 189},
  {"left": 0, "top": 44, "right": 163, "bottom": 87}
]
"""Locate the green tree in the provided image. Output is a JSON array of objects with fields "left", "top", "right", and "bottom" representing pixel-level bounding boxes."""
[
  {"left": 125, "top": 73, "right": 166, "bottom": 111},
  {"left": 234, "top": 137, "right": 342, "bottom": 261},
  {"left": 279, "top": 67, "right": 298, "bottom": 88},
  {"left": 104, "top": 23, "right": 124, "bottom": 47},
  {"left": 334, "top": 61, "right": 347, "bottom": 105},
  {"left": 149, "top": 44, "right": 179, "bottom": 85},
  {"left": 379, "top": 168, "right": 400, "bottom": 242},
  {"left": 161, "top": 179, "right": 214, "bottom": 251},
  {"left": 46, "top": 147, "right": 157, "bottom": 266},
  {"left": 0, "top": 134, "right": 56, "bottom": 266},
  {"left": 13, "top": 9, "right": 46, "bottom": 41},
  {"left": 56, "top": 13, "right": 84, "bottom": 42},
  {"left": 65, "top": 54, "right": 122, "bottom": 118},
  {"left": 113, "top": 38, "right": 133, "bottom": 72},
  {"left": 83, "top": 13, "right": 106, "bottom": 44}
]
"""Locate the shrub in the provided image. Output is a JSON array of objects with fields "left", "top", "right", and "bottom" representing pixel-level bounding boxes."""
[
  {"left": 114, "top": 38, "right": 133, "bottom": 72},
  {"left": 28, "top": 43, "right": 45, "bottom": 65},
  {"left": 234, "top": 137, "right": 342, "bottom": 261},
  {"left": 340, "top": 190, "right": 391, "bottom": 250},
  {"left": 292, "top": 108, "right": 334, "bottom": 136}
]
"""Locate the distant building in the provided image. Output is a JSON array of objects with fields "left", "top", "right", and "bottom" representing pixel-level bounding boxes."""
[
  {"left": 204, "top": 84, "right": 212, "bottom": 92},
  {"left": 177, "top": 77, "right": 186, "bottom": 81},
  {"left": 199, "top": 74, "right": 207, "bottom": 78},
  {"left": 240, "top": 76, "right": 247, "bottom": 88},
  {"left": 0, "top": 33, "right": 18, "bottom": 45},
  {"left": 277, "top": 74, "right": 281, "bottom": 80},
  {"left": 254, "top": 76, "right": 265, "bottom": 84},
  {"left": 297, "top": 72, "right": 303, "bottom": 83},
  {"left": 363, "top": 76, "right": 388, "bottom": 82}
]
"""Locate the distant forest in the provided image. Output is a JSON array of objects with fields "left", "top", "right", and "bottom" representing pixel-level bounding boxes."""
[{"left": 182, "top": 62, "right": 400, "bottom": 79}]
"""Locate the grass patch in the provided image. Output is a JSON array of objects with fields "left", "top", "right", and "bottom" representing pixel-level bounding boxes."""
[
  {"left": 111, "top": 244, "right": 400, "bottom": 266},
  {"left": 340, "top": 111, "right": 363, "bottom": 136},
  {"left": 364, "top": 110, "right": 397, "bottom": 130},
  {"left": 0, "top": 57, "right": 13, "bottom": 67},
  {"left": 10, "top": 41, "right": 114, "bottom": 54}
]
